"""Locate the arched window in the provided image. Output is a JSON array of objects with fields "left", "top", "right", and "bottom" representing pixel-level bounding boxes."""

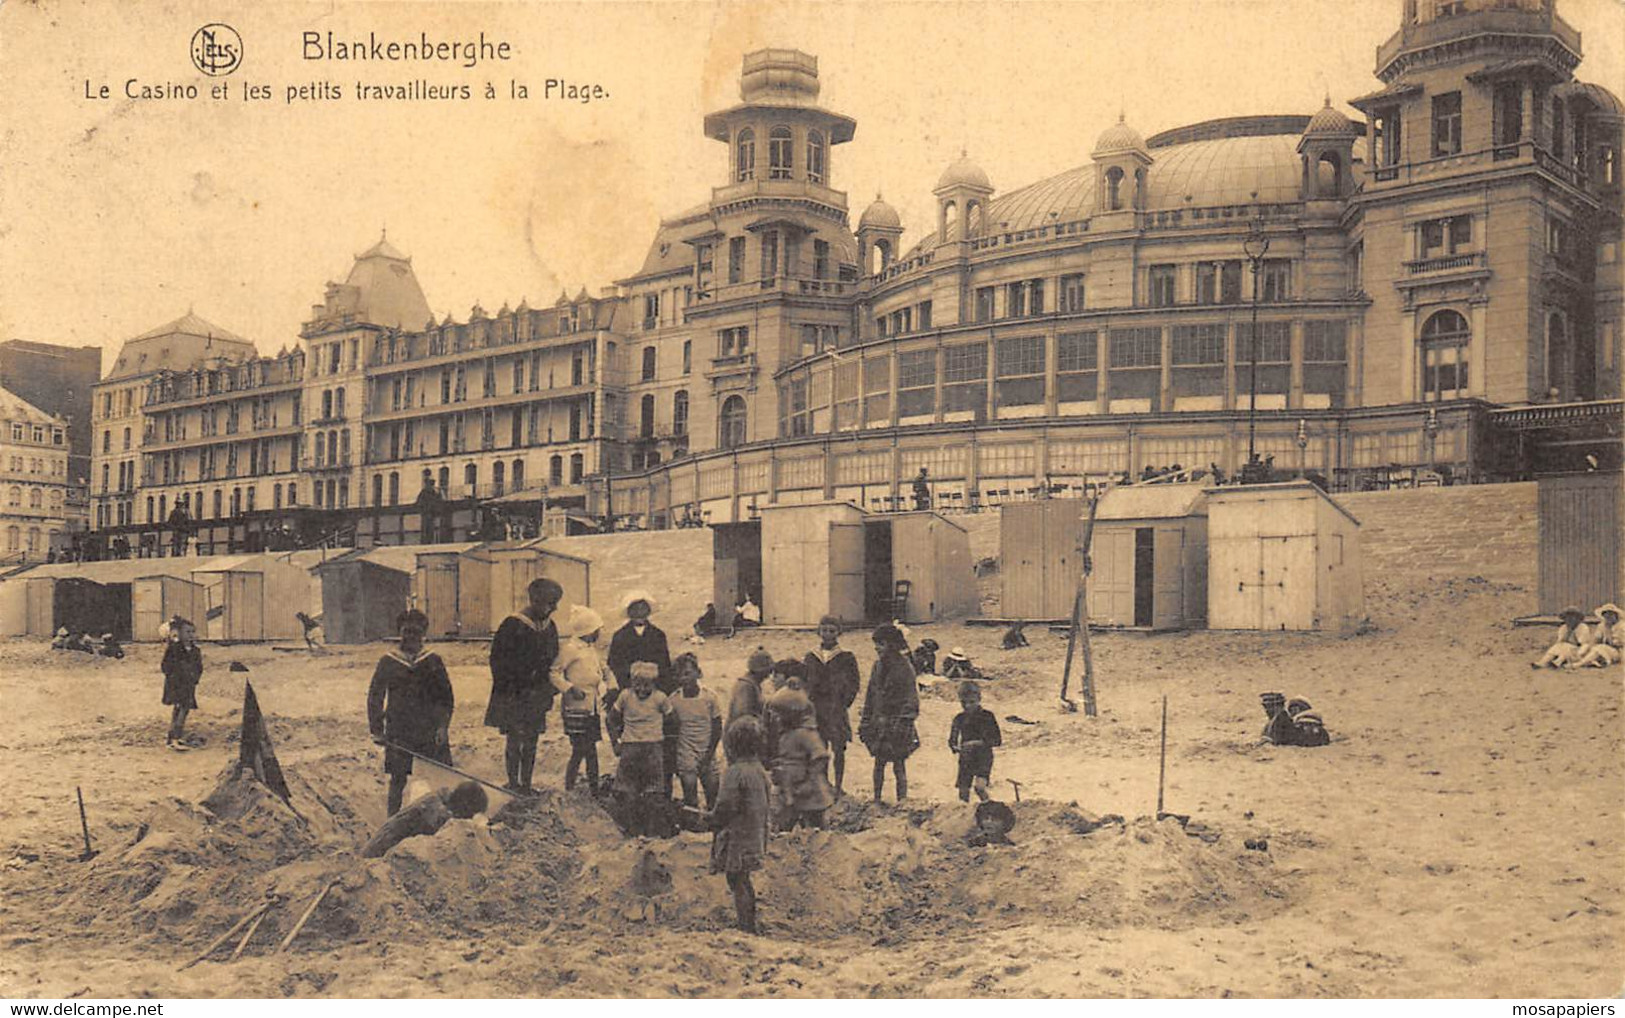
[
  {"left": 327, "top": 430, "right": 339, "bottom": 463},
  {"left": 1546, "top": 312, "right": 1570, "bottom": 400},
  {"left": 274, "top": 483, "right": 283, "bottom": 510},
  {"left": 286, "top": 482, "right": 298, "bottom": 507},
  {"left": 26, "top": 528, "right": 39, "bottom": 554},
  {"left": 122, "top": 427, "right": 131, "bottom": 451},
  {"left": 1316, "top": 152, "right": 1341, "bottom": 195},
  {"left": 145, "top": 496, "right": 154, "bottom": 522},
  {"left": 807, "top": 130, "right": 826, "bottom": 184},
  {"left": 640, "top": 394, "right": 656, "bottom": 438},
  {"left": 569, "top": 452, "right": 584, "bottom": 483},
  {"left": 641, "top": 346, "right": 657, "bottom": 381},
  {"left": 231, "top": 488, "right": 242, "bottom": 517},
  {"left": 213, "top": 489, "right": 223, "bottom": 518},
  {"left": 941, "top": 199, "right": 959, "bottom": 241},
  {"left": 735, "top": 128, "right": 755, "bottom": 182},
  {"left": 720, "top": 395, "right": 748, "bottom": 448},
  {"left": 769, "top": 126, "right": 793, "bottom": 180},
  {"left": 1602, "top": 145, "right": 1618, "bottom": 186},
  {"left": 1133, "top": 167, "right": 1146, "bottom": 208},
  {"left": 438, "top": 466, "right": 450, "bottom": 493},
  {"left": 30, "top": 488, "right": 43, "bottom": 508},
  {"left": 550, "top": 455, "right": 563, "bottom": 486},
  {"left": 1420, "top": 309, "right": 1471, "bottom": 402},
  {"left": 1105, "top": 167, "right": 1125, "bottom": 210},
  {"left": 389, "top": 471, "right": 400, "bottom": 505},
  {"left": 673, "top": 390, "right": 689, "bottom": 437},
  {"left": 372, "top": 474, "right": 384, "bottom": 507},
  {"left": 335, "top": 388, "right": 346, "bottom": 417},
  {"left": 157, "top": 494, "right": 165, "bottom": 520},
  {"left": 464, "top": 463, "right": 478, "bottom": 493},
  {"left": 967, "top": 200, "right": 984, "bottom": 235},
  {"left": 422, "top": 467, "right": 434, "bottom": 490},
  {"left": 492, "top": 460, "right": 506, "bottom": 497}
]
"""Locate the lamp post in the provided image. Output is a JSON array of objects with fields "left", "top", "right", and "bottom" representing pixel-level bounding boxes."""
[
  {"left": 1295, "top": 418, "right": 1309, "bottom": 476},
  {"left": 1242, "top": 213, "right": 1271, "bottom": 480}
]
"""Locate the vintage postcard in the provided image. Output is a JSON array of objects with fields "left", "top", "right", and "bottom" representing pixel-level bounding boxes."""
[{"left": 0, "top": 0, "right": 1620, "bottom": 1000}]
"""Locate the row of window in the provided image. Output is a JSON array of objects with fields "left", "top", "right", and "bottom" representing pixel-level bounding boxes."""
[
  {"left": 1373, "top": 81, "right": 1618, "bottom": 185},
  {"left": 7, "top": 422, "right": 65, "bottom": 446},
  {"left": 3, "top": 525, "right": 56, "bottom": 555},
  {"left": 780, "top": 320, "right": 1353, "bottom": 435},
  {"left": 5, "top": 485, "right": 64, "bottom": 510},
  {"left": 5, "top": 455, "right": 64, "bottom": 477},
  {"left": 735, "top": 127, "right": 827, "bottom": 184}
]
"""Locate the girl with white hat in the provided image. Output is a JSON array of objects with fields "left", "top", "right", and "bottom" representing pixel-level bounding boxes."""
[
  {"left": 1575, "top": 604, "right": 1624, "bottom": 668},
  {"left": 551, "top": 604, "right": 609, "bottom": 792}
]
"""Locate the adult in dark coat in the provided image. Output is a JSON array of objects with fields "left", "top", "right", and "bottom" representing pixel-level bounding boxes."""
[
  {"left": 607, "top": 592, "right": 673, "bottom": 692},
  {"left": 368, "top": 609, "right": 456, "bottom": 814},
  {"left": 802, "top": 615, "right": 861, "bottom": 796},
  {"left": 858, "top": 623, "right": 920, "bottom": 804},
  {"left": 484, "top": 578, "right": 563, "bottom": 793}
]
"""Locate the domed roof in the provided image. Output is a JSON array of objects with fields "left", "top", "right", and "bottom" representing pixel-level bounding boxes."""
[
  {"left": 1303, "top": 100, "right": 1357, "bottom": 137},
  {"left": 905, "top": 126, "right": 1367, "bottom": 256},
  {"left": 859, "top": 195, "right": 901, "bottom": 230},
  {"left": 937, "top": 152, "right": 992, "bottom": 192},
  {"left": 1094, "top": 114, "right": 1148, "bottom": 156}
]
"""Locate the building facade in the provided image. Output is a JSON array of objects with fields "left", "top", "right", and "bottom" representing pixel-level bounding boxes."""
[
  {"left": 86, "top": 0, "right": 1623, "bottom": 550},
  {"left": 0, "top": 386, "right": 70, "bottom": 562},
  {"left": 0, "top": 339, "right": 101, "bottom": 535}
]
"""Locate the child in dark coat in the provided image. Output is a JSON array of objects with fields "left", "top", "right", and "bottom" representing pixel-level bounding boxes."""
[
  {"left": 161, "top": 618, "right": 203, "bottom": 750},
  {"left": 948, "top": 681, "right": 1002, "bottom": 802},
  {"left": 859, "top": 624, "right": 920, "bottom": 803},
  {"left": 707, "top": 716, "right": 772, "bottom": 933},
  {"left": 803, "top": 615, "right": 860, "bottom": 796},
  {"left": 368, "top": 610, "right": 456, "bottom": 815}
]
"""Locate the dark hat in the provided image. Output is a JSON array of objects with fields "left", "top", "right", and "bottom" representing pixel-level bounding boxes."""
[
  {"left": 1560, "top": 605, "right": 1585, "bottom": 620},
  {"left": 974, "top": 800, "right": 1016, "bottom": 834},
  {"left": 747, "top": 647, "right": 774, "bottom": 674},
  {"left": 396, "top": 608, "right": 429, "bottom": 630}
]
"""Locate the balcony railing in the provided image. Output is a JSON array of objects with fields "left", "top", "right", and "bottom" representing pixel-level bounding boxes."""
[{"left": 1404, "top": 251, "right": 1485, "bottom": 275}]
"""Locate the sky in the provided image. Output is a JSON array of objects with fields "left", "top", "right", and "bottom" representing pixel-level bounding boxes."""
[{"left": 1, "top": 0, "right": 1621, "bottom": 364}]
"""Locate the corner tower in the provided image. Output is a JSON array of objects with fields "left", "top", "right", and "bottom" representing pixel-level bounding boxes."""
[{"left": 690, "top": 50, "right": 859, "bottom": 450}]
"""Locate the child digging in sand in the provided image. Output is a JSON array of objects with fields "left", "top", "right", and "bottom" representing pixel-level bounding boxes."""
[
  {"left": 948, "top": 681, "right": 1002, "bottom": 802},
  {"left": 707, "top": 716, "right": 772, "bottom": 934}
]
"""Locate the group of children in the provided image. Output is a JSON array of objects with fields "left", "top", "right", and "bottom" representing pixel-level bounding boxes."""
[
  {"left": 1532, "top": 604, "right": 1624, "bottom": 669},
  {"left": 51, "top": 627, "right": 123, "bottom": 658}
]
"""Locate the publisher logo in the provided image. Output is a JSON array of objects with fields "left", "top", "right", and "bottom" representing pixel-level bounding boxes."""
[{"left": 191, "top": 23, "right": 242, "bottom": 76}]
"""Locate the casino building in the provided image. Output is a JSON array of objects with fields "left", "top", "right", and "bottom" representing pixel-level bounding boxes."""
[{"left": 91, "top": 0, "right": 1622, "bottom": 550}]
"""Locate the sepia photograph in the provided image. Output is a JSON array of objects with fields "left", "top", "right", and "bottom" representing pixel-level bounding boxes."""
[{"left": 0, "top": 0, "right": 1621, "bottom": 1000}]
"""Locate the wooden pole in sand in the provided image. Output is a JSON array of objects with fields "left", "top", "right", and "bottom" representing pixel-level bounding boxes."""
[
  {"left": 1156, "top": 694, "right": 1169, "bottom": 817},
  {"left": 1058, "top": 488, "right": 1103, "bottom": 716},
  {"left": 278, "top": 881, "right": 338, "bottom": 954},
  {"left": 179, "top": 900, "right": 274, "bottom": 971}
]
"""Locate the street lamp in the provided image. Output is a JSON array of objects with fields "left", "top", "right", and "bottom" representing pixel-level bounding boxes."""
[
  {"left": 1242, "top": 212, "right": 1271, "bottom": 481},
  {"left": 1295, "top": 418, "right": 1309, "bottom": 476}
]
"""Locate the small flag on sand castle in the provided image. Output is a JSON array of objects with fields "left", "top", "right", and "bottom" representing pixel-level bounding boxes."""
[{"left": 236, "top": 681, "right": 291, "bottom": 804}]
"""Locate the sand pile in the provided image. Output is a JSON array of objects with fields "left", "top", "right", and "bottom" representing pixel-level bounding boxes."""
[
  {"left": 559, "top": 798, "right": 1290, "bottom": 941},
  {"left": 41, "top": 749, "right": 1292, "bottom": 964}
]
